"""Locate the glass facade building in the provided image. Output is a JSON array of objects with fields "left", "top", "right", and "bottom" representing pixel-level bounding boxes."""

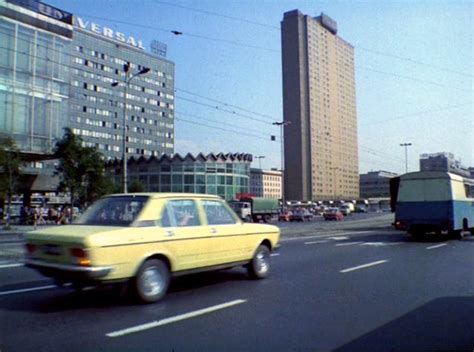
[
  {"left": 0, "top": 0, "right": 72, "bottom": 155},
  {"left": 109, "top": 153, "right": 252, "bottom": 201}
]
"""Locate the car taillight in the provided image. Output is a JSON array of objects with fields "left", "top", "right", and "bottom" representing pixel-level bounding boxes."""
[
  {"left": 70, "top": 248, "right": 90, "bottom": 266},
  {"left": 25, "top": 243, "right": 37, "bottom": 255}
]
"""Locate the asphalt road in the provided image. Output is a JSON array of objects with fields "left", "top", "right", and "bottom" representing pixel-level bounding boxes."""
[{"left": 1, "top": 218, "right": 473, "bottom": 351}]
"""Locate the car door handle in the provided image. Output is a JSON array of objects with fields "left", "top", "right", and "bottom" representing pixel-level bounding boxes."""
[
  {"left": 165, "top": 230, "right": 175, "bottom": 237},
  {"left": 210, "top": 228, "right": 218, "bottom": 234}
]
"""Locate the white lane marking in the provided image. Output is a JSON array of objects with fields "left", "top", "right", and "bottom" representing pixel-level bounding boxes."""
[
  {"left": 0, "top": 285, "right": 56, "bottom": 296},
  {"left": 305, "top": 240, "right": 329, "bottom": 245},
  {"left": 106, "top": 299, "right": 247, "bottom": 338},
  {"left": 340, "top": 260, "right": 388, "bottom": 273},
  {"left": 362, "top": 242, "right": 405, "bottom": 247},
  {"left": 328, "top": 236, "right": 350, "bottom": 241},
  {"left": 280, "top": 230, "right": 389, "bottom": 242},
  {"left": 426, "top": 243, "right": 448, "bottom": 250},
  {"left": 270, "top": 253, "right": 280, "bottom": 257},
  {"left": 0, "top": 263, "right": 23, "bottom": 269},
  {"left": 336, "top": 242, "right": 363, "bottom": 247}
]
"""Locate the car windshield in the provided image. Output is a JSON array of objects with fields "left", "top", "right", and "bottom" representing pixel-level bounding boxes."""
[{"left": 75, "top": 196, "right": 148, "bottom": 226}]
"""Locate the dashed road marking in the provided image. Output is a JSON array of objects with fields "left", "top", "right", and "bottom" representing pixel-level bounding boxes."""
[
  {"left": 106, "top": 299, "right": 247, "bottom": 338},
  {"left": 0, "top": 285, "right": 56, "bottom": 296},
  {"left": 328, "top": 236, "right": 350, "bottom": 241},
  {"left": 0, "top": 263, "right": 23, "bottom": 269},
  {"left": 340, "top": 260, "right": 388, "bottom": 273},
  {"left": 335, "top": 242, "right": 363, "bottom": 247},
  {"left": 305, "top": 240, "right": 329, "bottom": 245},
  {"left": 426, "top": 243, "right": 448, "bottom": 250},
  {"left": 270, "top": 253, "right": 280, "bottom": 257}
]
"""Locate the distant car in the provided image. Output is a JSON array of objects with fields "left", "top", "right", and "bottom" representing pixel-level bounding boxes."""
[
  {"left": 339, "top": 204, "right": 352, "bottom": 216},
  {"left": 25, "top": 193, "right": 280, "bottom": 303},
  {"left": 290, "top": 209, "right": 314, "bottom": 222},
  {"left": 354, "top": 205, "right": 367, "bottom": 213},
  {"left": 323, "top": 208, "right": 344, "bottom": 221}
]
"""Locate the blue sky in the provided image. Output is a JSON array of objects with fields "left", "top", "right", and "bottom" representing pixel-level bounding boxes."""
[{"left": 49, "top": 0, "right": 473, "bottom": 174}]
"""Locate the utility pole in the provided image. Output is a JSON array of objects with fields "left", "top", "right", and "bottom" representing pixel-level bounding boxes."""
[
  {"left": 400, "top": 143, "right": 412, "bottom": 174},
  {"left": 272, "top": 121, "right": 291, "bottom": 207},
  {"left": 256, "top": 155, "right": 265, "bottom": 169}
]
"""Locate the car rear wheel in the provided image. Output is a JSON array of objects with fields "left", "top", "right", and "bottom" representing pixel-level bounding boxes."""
[
  {"left": 247, "top": 245, "right": 271, "bottom": 279},
  {"left": 134, "top": 259, "right": 170, "bottom": 303}
]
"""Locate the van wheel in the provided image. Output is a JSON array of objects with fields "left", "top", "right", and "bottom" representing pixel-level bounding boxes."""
[
  {"left": 247, "top": 245, "right": 270, "bottom": 279},
  {"left": 134, "top": 259, "right": 170, "bottom": 303}
]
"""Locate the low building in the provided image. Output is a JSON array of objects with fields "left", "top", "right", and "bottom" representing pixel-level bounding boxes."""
[
  {"left": 420, "top": 152, "right": 470, "bottom": 177},
  {"left": 359, "top": 170, "right": 398, "bottom": 199},
  {"left": 108, "top": 153, "right": 252, "bottom": 201},
  {"left": 250, "top": 168, "right": 282, "bottom": 199}
]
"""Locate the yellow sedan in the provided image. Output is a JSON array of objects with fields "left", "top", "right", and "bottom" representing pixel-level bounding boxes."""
[{"left": 25, "top": 193, "right": 280, "bottom": 303}]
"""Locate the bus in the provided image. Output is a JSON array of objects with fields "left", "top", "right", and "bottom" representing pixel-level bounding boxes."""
[{"left": 392, "top": 171, "right": 474, "bottom": 238}]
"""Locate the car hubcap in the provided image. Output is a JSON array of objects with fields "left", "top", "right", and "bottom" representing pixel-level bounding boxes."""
[
  {"left": 140, "top": 267, "right": 163, "bottom": 297},
  {"left": 256, "top": 251, "right": 269, "bottom": 274}
]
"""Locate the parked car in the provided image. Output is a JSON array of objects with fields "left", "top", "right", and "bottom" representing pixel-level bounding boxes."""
[
  {"left": 290, "top": 209, "right": 314, "bottom": 222},
  {"left": 323, "top": 208, "right": 344, "bottom": 221},
  {"left": 25, "top": 193, "right": 281, "bottom": 303}
]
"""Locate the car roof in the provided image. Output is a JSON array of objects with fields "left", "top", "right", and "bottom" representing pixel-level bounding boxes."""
[{"left": 105, "top": 193, "right": 223, "bottom": 200}]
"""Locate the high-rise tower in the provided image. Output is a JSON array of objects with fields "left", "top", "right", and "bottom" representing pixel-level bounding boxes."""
[{"left": 281, "top": 10, "right": 359, "bottom": 201}]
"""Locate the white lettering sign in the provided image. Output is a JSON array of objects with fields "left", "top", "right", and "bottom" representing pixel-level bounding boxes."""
[{"left": 75, "top": 17, "right": 146, "bottom": 50}]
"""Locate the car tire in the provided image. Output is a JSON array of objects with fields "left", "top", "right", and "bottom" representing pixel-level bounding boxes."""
[
  {"left": 247, "top": 245, "right": 271, "bottom": 279},
  {"left": 245, "top": 215, "right": 252, "bottom": 223},
  {"left": 263, "top": 214, "right": 272, "bottom": 223},
  {"left": 134, "top": 259, "right": 170, "bottom": 303}
]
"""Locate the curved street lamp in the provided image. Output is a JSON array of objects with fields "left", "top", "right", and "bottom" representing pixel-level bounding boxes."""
[{"left": 111, "top": 63, "right": 150, "bottom": 193}]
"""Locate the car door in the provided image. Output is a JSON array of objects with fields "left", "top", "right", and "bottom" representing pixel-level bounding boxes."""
[
  {"left": 159, "top": 199, "right": 210, "bottom": 271},
  {"left": 201, "top": 199, "right": 250, "bottom": 265}
]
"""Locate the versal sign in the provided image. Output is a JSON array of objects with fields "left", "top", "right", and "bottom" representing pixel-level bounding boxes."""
[{"left": 75, "top": 17, "right": 145, "bottom": 50}]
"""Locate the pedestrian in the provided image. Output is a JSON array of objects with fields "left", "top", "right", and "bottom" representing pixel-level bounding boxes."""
[{"left": 37, "top": 206, "right": 46, "bottom": 225}]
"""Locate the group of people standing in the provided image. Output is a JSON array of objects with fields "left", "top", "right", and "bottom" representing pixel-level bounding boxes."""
[{"left": 20, "top": 206, "right": 73, "bottom": 225}]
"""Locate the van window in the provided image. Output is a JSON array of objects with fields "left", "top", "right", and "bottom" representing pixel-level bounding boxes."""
[{"left": 398, "top": 179, "right": 451, "bottom": 202}]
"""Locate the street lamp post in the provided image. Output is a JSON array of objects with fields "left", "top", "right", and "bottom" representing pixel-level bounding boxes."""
[
  {"left": 272, "top": 121, "right": 291, "bottom": 207},
  {"left": 330, "top": 167, "right": 340, "bottom": 202},
  {"left": 400, "top": 142, "right": 412, "bottom": 174},
  {"left": 112, "top": 63, "right": 150, "bottom": 193},
  {"left": 256, "top": 155, "right": 265, "bottom": 169}
]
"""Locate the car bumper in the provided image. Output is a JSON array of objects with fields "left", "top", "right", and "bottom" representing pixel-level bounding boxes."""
[{"left": 25, "top": 259, "right": 113, "bottom": 280}]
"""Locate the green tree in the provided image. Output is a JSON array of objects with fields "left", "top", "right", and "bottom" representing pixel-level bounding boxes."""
[
  {"left": 54, "top": 128, "right": 115, "bottom": 209},
  {"left": 0, "top": 135, "right": 21, "bottom": 227}
]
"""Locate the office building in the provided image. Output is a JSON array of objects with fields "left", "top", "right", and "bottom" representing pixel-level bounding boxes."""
[
  {"left": 108, "top": 153, "right": 252, "bottom": 201},
  {"left": 359, "top": 170, "right": 398, "bottom": 199},
  {"left": 281, "top": 10, "right": 359, "bottom": 201},
  {"left": 69, "top": 17, "right": 175, "bottom": 160},
  {"left": 420, "top": 152, "right": 470, "bottom": 177},
  {"left": 1, "top": 0, "right": 175, "bottom": 199},
  {"left": 250, "top": 168, "right": 282, "bottom": 199},
  {"left": 0, "top": 0, "right": 72, "bottom": 157}
]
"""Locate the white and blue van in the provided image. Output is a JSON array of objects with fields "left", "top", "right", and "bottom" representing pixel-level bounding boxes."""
[{"left": 394, "top": 171, "right": 474, "bottom": 237}]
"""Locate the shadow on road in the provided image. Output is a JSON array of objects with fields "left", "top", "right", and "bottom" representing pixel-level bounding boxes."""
[{"left": 335, "top": 296, "right": 474, "bottom": 352}]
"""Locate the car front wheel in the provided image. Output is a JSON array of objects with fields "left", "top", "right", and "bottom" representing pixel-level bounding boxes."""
[
  {"left": 247, "top": 245, "right": 271, "bottom": 279},
  {"left": 134, "top": 259, "right": 170, "bottom": 303}
]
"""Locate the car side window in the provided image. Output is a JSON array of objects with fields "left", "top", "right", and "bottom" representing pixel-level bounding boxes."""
[
  {"left": 161, "top": 200, "right": 201, "bottom": 227},
  {"left": 203, "top": 200, "right": 237, "bottom": 225}
]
